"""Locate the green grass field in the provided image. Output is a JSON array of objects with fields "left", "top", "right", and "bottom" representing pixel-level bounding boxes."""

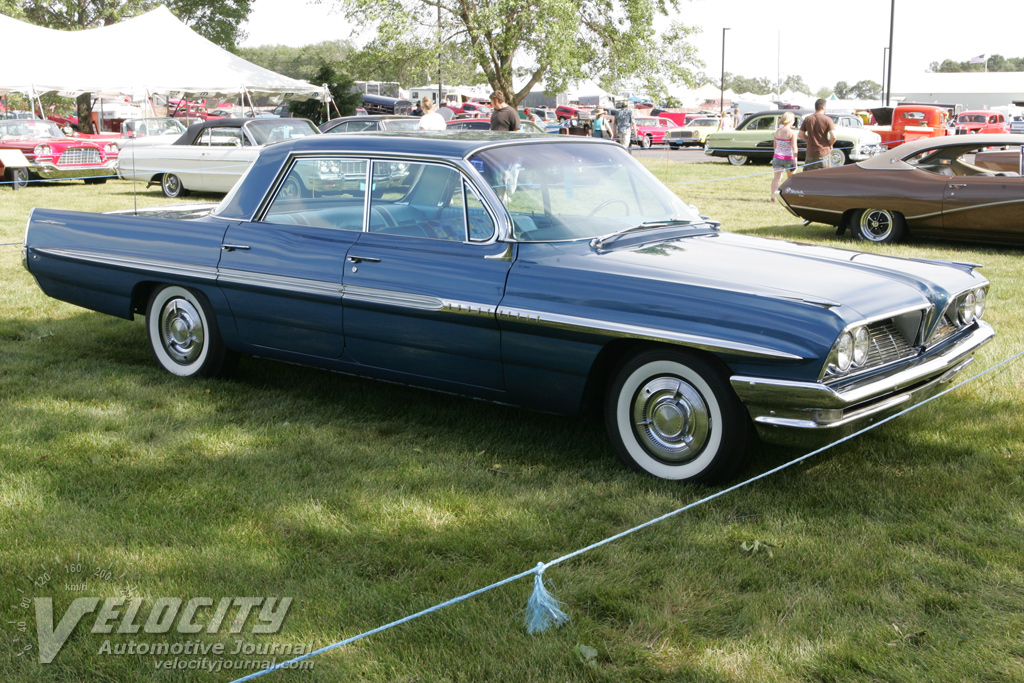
[{"left": 1, "top": 167, "right": 1022, "bottom": 682}]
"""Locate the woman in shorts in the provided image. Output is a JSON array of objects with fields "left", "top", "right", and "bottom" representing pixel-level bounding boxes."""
[{"left": 771, "top": 111, "right": 798, "bottom": 202}]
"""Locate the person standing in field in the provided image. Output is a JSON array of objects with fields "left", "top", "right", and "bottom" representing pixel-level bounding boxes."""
[
  {"left": 770, "top": 112, "right": 798, "bottom": 202},
  {"left": 799, "top": 98, "right": 837, "bottom": 170},
  {"left": 417, "top": 97, "right": 447, "bottom": 131},
  {"left": 489, "top": 91, "right": 520, "bottom": 131},
  {"left": 615, "top": 101, "right": 637, "bottom": 148}
]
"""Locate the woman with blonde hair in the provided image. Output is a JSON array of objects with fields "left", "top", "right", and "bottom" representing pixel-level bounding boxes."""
[
  {"left": 770, "top": 111, "right": 798, "bottom": 202},
  {"left": 418, "top": 96, "right": 447, "bottom": 131}
]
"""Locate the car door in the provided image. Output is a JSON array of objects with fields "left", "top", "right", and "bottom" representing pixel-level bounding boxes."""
[
  {"left": 198, "top": 126, "right": 259, "bottom": 193},
  {"left": 340, "top": 160, "right": 512, "bottom": 392},
  {"left": 941, "top": 144, "right": 1024, "bottom": 243},
  {"left": 216, "top": 158, "right": 367, "bottom": 357}
]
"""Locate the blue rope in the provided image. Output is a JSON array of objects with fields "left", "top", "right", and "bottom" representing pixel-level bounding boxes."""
[{"left": 228, "top": 347, "right": 1023, "bottom": 682}]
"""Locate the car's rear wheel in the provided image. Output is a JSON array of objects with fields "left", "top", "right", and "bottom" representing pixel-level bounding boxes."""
[
  {"left": 828, "top": 148, "right": 847, "bottom": 166},
  {"left": 855, "top": 208, "right": 906, "bottom": 243},
  {"left": 161, "top": 173, "right": 189, "bottom": 198},
  {"left": 146, "top": 286, "right": 235, "bottom": 378},
  {"left": 6, "top": 167, "right": 29, "bottom": 191},
  {"left": 727, "top": 154, "right": 748, "bottom": 166},
  {"left": 605, "top": 349, "right": 751, "bottom": 483}
]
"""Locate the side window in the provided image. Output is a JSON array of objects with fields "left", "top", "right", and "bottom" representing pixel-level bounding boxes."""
[
  {"left": 448, "top": 180, "right": 496, "bottom": 241},
  {"left": 262, "top": 158, "right": 368, "bottom": 231},
  {"left": 195, "top": 129, "right": 212, "bottom": 146},
  {"left": 367, "top": 161, "right": 468, "bottom": 241},
  {"left": 746, "top": 116, "right": 775, "bottom": 131}
]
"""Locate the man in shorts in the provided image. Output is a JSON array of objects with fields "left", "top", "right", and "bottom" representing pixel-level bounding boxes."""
[{"left": 799, "top": 98, "right": 836, "bottom": 171}]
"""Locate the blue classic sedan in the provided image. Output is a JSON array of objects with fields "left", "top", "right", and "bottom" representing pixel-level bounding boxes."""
[{"left": 22, "top": 132, "right": 993, "bottom": 482}]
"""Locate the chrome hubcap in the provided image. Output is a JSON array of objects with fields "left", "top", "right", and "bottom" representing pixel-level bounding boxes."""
[
  {"left": 862, "top": 210, "right": 891, "bottom": 239},
  {"left": 160, "top": 299, "right": 204, "bottom": 364},
  {"left": 632, "top": 377, "right": 710, "bottom": 462}
]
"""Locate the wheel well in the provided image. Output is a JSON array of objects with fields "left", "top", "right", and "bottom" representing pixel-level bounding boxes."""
[
  {"left": 579, "top": 340, "right": 732, "bottom": 419},
  {"left": 130, "top": 281, "right": 162, "bottom": 316}
]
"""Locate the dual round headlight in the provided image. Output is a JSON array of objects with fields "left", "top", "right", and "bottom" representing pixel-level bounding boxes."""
[
  {"left": 33, "top": 144, "right": 52, "bottom": 157},
  {"left": 958, "top": 287, "right": 986, "bottom": 325},
  {"left": 835, "top": 325, "right": 871, "bottom": 372},
  {"left": 104, "top": 142, "right": 119, "bottom": 153}
]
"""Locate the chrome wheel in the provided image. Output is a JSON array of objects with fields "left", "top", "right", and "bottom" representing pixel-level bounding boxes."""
[
  {"left": 7, "top": 167, "right": 29, "bottom": 190},
  {"left": 161, "top": 173, "right": 188, "bottom": 198},
  {"left": 641, "top": 134, "right": 652, "bottom": 149},
  {"left": 147, "top": 286, "right": 234, "bottom": 377},
  {"left": 856, "top": 208, "right": 905, "bottom": 243},
  {"left": 605, "top": 350, "right": 751, "bottom": 482},
  {"left": 280, "top": 176, "right": 304, "bottom": 198},
  {"left": 727, "top": 154, "right": 748, "bottom": 166},
  {"left": 828, "top": 148, "right": 847, "bottom": 166}
]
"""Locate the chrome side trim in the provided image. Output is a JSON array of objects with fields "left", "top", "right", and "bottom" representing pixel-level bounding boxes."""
[
  {"left": 782, "top": 203, "right": 844, "bottom": 216},
  {"left": 907, "top": 197, "right": 1024, "bottom": 222},
  {"left": 497, "top": 307, "right": 805, "bottom": 360},
  {"left": 217, "top": 269, "right": 341, "bottom": 298},
  {"left": 32, "top": 248, "right": 217, "bottom": 281},
  {"left": 343, "top": 285, "right": 444, "bottom": 311}
]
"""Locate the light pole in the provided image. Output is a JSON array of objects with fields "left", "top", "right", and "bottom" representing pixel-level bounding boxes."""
[
  {"left": 881, "top": 47, "right": 889, "bottom": 103},
  {"left": 721, "top": 27, "right": 730, "bottom": 119},
  {"left": 885, "top": 0, "right": 894, "bottom": 106}
]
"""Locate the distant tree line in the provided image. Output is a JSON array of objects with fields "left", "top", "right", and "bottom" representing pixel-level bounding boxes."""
[{"left": 929, "top": 55, "right": 1024, "bottom": 73}]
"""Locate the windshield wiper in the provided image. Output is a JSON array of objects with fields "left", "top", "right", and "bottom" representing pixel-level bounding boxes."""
[{"left": 590, "top": 219, "right": 703, "bottom": 250}]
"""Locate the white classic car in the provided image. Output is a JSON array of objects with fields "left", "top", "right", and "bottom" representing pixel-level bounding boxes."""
[{"left": 117, "top": 117, "right": 320, "bottom": 197}]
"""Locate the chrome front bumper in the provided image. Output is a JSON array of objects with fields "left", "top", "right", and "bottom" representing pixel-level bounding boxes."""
[
  {"left": 32, "top": 161, "right": 119, "bottom": 180},
  {"left": 731, "top": 321, "right": 994, "bottom": 446}
]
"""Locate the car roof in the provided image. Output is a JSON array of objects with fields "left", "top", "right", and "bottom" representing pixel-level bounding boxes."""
[
  {"left": 216, "top": 132, "right": 601, "bottom": 220},
  {"left": 319, "top": 115, "right": 418, "bottom": 132},
  {"left": 858, "top": 133, "right": 1024, "bottom": 170}
]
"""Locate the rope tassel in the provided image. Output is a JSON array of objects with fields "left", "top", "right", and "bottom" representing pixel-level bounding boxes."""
[{"left": 525, "top": 563, "right": 569, "bottom": 634}]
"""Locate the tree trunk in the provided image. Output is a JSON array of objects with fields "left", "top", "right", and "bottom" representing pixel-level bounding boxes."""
[{"left": 76, "top": 93, "right": 94, "bottom": 134}]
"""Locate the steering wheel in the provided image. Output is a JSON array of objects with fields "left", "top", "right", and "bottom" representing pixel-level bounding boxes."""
[{"left": 587, "top": 198, "right": 630, "bottom": 218}]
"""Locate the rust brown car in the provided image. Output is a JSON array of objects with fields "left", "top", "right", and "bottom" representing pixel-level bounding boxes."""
[{"left": 778, "top": 135, "right": 1024, "bottom": 246}]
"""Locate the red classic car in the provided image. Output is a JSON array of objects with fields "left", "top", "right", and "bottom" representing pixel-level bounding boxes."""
[
  {"left": 0, "top": 118, "right": 119, "bottom": 188},
  {"left": 631, "top": 115, "right": 681, "bottom": 148},
  {"left": 954, "top": 111, "right": 1010, "bottom": 135}
]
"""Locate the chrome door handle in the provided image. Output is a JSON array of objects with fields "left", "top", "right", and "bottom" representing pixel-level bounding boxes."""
[
  {"left": 222, "top": 244, "right": 250, "bottom": 251},
  {"left": 948, "top": 183, "right": 967, "bottom": 189},
  {"left": 347, "top": 255, "right": 380, "bottom": 263}
]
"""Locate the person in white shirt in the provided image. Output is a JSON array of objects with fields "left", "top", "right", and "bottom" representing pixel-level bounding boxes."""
[{"left": 418, "top": 97, "right": 447, "bottom": 131}]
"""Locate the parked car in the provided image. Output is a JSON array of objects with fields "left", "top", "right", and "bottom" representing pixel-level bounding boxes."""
[
  {"left": 116, "top": 118, "right": 319, "bottom": 197},
  {"left": 705, "top": 109, "right": 884, "bottom": 166},
  {"left": 0, "top": 110, "right": 40, "bottom": 120},
  {"left": 954, "top": 110, "right": 1010, "bottom": 135},
  {"left": 777, "top": 134, "right": 1023, "bottom": 246},
  {"left": 555, "top": 105, "right": 590, "bottom": 120},
  {"left": 22, "top": 134, "right": 993, "bottom": 482},
  {"left": 446, "top": 118, "right": 548, "bottom": 134},
  {"left": 868, "top": 104, "right": 951, "bottom": 149},
  {"left": 453, "top": 102, "right": 491, "bottom": 116},
  {"left": 631, "top": 116, "right": 680, "bottom": 148},
  {"left": 663, "top": 117, "right": 720, "bottom": 148},
  {"left": 320, "top": 115, "right": 422, "bottom": 134},
  {"left": 0, "top": 118, "right": 118, "bottom": 189}
]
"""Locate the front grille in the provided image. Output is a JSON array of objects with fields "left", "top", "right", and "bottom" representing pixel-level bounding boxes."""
[
  {"left": 865, "top": 320, "right": 914, "bottom": 368},
  {"left": 58, "top": 148, "right": 101, "bottom": 165}
]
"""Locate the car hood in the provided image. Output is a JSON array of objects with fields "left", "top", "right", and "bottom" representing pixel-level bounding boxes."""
[{"left": 531, "top": 229, "right": 982, "bottom": 323}]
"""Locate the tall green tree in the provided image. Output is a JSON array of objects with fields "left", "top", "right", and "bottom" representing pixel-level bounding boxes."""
[
  {"left": 327, "top": 0, "right": 702, "bottom": 106},
  {"left": 288, "top": 62, "right": 363, "bottom": 123},
  {"left": 928, "top": 54, "right": 1024, "bottom": 73}
]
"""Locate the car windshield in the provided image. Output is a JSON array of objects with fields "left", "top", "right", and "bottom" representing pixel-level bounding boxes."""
[
  {"left": 958, "top": 114, "right": 986, "bottom": 123},
  {"left": 689, "top": 118, "right": 718, "bottom": 127},
  {"left": 244, "top": 119, "right": 319, "bottom": 145},
  {"left": 127, "top": 118, "right": 187, "bottom": 137},
  {"left": 0, "top": 119, "right": 66, "bottom": 139},
  {"left": 469, "top": 141, "right": 700, "bottom": 242}
]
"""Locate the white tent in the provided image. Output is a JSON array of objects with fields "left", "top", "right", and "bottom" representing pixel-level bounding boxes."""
[{"left": 0, "top": 5, "right": 323, "bottom": 100}]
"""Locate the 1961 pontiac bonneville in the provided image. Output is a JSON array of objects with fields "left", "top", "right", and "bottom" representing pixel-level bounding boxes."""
[{"left": 22, "top": 133, "right": 994, "bottom": 482}]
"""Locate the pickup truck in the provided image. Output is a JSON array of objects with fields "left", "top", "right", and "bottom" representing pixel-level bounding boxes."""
[{"left": 868, "top": 104, "right": 950, "bottom": 149}]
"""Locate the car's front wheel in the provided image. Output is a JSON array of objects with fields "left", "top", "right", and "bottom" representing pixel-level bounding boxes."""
[
  {"left": 161, "top": 173, "right": 189, "bottom": 198},
  {"left": 146, "top": 286, "right": 235, "bottom": 377},
  {"left": 854, "top": 208, "right": 906, "bottom": 243},
  {"left": 605, "top": 349, "right": 752, "bottom": 483},
  {"left": 5, "top": 166, "right": 29, "bottom": 191},
  {"left": 640, "top": 134, "right": 652, "bottom": 149},
  {"left": 727, "top": 154, "right": 748, "bottom": 166},
  {"left": 828, "top": 148, "right": 847, "bottom": 166}
]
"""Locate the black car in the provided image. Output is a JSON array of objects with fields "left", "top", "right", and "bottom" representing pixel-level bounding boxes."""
[{"left": 319, "top": 115, "right": 422, "bottom": 134}]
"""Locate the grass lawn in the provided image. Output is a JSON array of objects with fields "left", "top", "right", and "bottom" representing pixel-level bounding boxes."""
[{"left": 1, "top": 168, "right": 1022, "bottom": 682}]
